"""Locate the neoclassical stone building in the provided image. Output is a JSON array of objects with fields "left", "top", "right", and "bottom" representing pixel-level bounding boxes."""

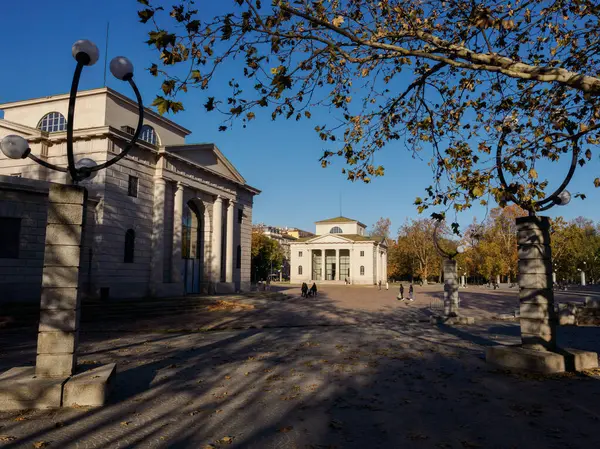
[
  {"left": 0, "top": 87, "right": 259, "bottom": 301},
  {"left": 289, "top": 217, "right": 387, "bottom": 285}
]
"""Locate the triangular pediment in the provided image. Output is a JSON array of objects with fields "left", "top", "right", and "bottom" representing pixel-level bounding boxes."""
[
  {"left": 165, "top": 143, "right": 246, "bottom": 184},
  {"left": 304, "top": 234, "right": 354, "bottom": 244}
]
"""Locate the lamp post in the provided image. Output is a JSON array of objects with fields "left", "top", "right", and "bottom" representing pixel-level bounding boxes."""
[
  {"left": 495, "top": 124, "right": 578, "bottom": 352},
  {"left": 1, "top": 40, "right": 144, "bottom": 182},
  {"left": 486, "top": 121, "right": 598, "bottom": 373},
  {"left": 432, "top": 221, "right": 465, "bottom": 318},
  {"left": 0, "top": 40, "right": 144, "bottom": 410}
]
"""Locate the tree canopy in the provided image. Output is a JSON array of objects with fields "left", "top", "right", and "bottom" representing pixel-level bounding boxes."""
[
  {"left": 139, "top": 0, "right": 600, "bottom": 218},
  {"left": 251, "top": 231, "right": 284, "bottom": 281}
]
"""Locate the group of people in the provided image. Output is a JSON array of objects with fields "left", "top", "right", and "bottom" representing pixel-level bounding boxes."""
[
  {"left": 396, "top": 283, "right": 414, "bottom": 301},
  {"left": 301, "top": 282, "right": 318, "bottom": 298}
]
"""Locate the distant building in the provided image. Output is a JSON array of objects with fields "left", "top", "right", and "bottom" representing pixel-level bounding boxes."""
[
  {"left": 289, "top": 216, "right": 387, "bottom": 285},
  {"left": 286, "top": 228, "right": 315, "bottom": 239}
]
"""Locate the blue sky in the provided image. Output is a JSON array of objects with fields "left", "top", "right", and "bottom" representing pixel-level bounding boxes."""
[{"left": 1, "top": 0, "right": 599, "bottom": 235}]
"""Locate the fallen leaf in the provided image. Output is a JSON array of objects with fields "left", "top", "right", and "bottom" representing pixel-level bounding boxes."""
[
  {"left": 14, "top": 416, "right": 26, "bottom": 421},
  {"left": 33, "top": 442, "right": 51, "bottom": 448},
  {"left": 120, "top": 421, "right": 131, "bottom": 427},
  {"left": 279, "top": 426, "right": 293, "bottom": 433},
  {"left": 0, "top": 436, "right": 17, "bottom": 442},
  {"left": 203, "top": 445, "right": 216, "bottom": 449},
  {"left": 218, "top": 436, "right": 234, "bottom": 444}
]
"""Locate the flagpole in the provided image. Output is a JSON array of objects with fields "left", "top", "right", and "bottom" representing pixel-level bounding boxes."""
[{"left": 103, "top": 22, "right": 110, "bottom": 87}]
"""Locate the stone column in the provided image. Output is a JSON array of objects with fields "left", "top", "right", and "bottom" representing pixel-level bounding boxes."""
[
  {"left": 225, "top": 200, "right": 235, "bottom": 283},
  {"left": 443, "top": 259, "right": 459, "bottom": 317},
  {"left": 212, "top": 196, "right": 223, "bottom": 283},
  {"left": 171, "top": 182, "right": 184, "bottom": 283},
  {"left": 321, "top": 249, "right": 326, "bottom": 281},
  {"left": 517, "top": 216, "right": 556, "bottom": 352},
  {"left": 150, "top": 177, "right": 166, "bottom": 293},
  {"left": 335, "top": 248, "right": 339, "bottom": 281},
  {"left": 37, "top": 184, "right": 87, "bottom": 378},
  {"left": 581, "top": 271, "right": 586, "bottom": 286}
]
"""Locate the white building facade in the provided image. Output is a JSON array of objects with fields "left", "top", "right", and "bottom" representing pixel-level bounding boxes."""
[
  {"left": 0, "top": 87, "right": 259, "bottom": 301},
  {"left": 289, "top": 217, "right": 387, "bottom": 285}
]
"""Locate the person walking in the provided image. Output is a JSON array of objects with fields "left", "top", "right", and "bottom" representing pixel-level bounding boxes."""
[
  {"left": 385, "top": 281, "right": 389, "bottom": 290},
  {"left": 408, "top": 283, "right": 414, "bottom": 301},
  {"left": 310, "top": 283, "right": 318, "bottom": 297},
  {"left": 378, "top": 280, "right": 382, "bottom": 290},
  {"left": 397, "top": 283, "right": 404, "bottom": 300}
]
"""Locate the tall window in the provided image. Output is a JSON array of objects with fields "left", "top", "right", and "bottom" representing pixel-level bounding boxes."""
[
  {"left": 140, "top": 125, "right": 158, "bottom": 145},
  {"left": 360, "top": 266, "right": 365, "bottom": 276},
  {"left": 330, "top": 226, "right": 343, "bottom": 234},
  {"left": 124, "top": 229, "right": 135, "bottom": 263},
  {"left": 38, "top": 112, "right": 66, "bottom": 133},
  {"left": 128, "top": 176, "right": 138, "bottom": 197},
  {"left": 360, "top": 251, "right": 364, "bottom": 257},
  {"left": 0, "top": 218, "right": 21, "bottom": 258},
  {"left": 236, "top": 245, "right": 242, "bottom": 269},
  {"left": 298, "top": 265, "right": 303, "bottom": 275},
  {"left": 238, "top": 208, "right": 244, "bottom": 224},
  {"left": 299, "top": 251, "right": 303, "bottom": 257}
]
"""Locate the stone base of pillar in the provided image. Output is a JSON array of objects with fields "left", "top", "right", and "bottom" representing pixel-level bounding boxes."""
[
  {"left": 485, "top": 345, "right": 598, "bottom": 374},
  {"left": 0, "top": 367, "right": 66, "bottom": 410},
  {"left": 214, "top": 282, "right": 236, "bottom": 294},
  {"left": 0, "top": 363, "right": 116, "bottom": 411}
]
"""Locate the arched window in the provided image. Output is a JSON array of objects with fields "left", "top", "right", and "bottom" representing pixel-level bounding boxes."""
[
  {"left": 140, "top": 125, "right": 158, "bottom": 145},
  {"left": 298, "top": 265, "right": 303, "bottom": 275},
  {"left": 124, "top": 229, "right": 135, "bottom": 263},
  {"left": 360, "top": 266, "right": 365, "bottom": 276},
  {"left": 38, "top": 112, "right": 66, "bottom": 133},
  {"left": 330, "top": 226, "right": 343, "bottom": 234},
  {"left": 236, "top": 245, "right": 241, "bottom": 269}
]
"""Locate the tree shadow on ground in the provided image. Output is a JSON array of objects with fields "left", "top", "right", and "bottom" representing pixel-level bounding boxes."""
[{"left": 1, "top": 287, "right": 600, "bottom": 448}]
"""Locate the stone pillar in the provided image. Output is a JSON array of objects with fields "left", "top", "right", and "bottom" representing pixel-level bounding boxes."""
[
  {"left": 443, "top": 259, "right": 459, "bottom": 317},
  {"left": 37, "top": 184, "right": 87, "bottom": 378},
  {"left": 150, "top": 177, "right": 166, "bottom": 292},
  {"left": 171, "top": 182, "right": 184, "bottom": 283},
  {"left": 321, "top": 249, "right": 326, "bottom": 281},
  {"left": 581, "top": 271, "right": 586, "bottom": 286},
  {"left": 517, "top": 216, "right": 557, "bottom": 352},
  {"left": 212, "top": 196, "right": 223, "bottom": 283},
  {"left": 335, "top": 248, "right": 339, "bottom": 281},
  {"left": 225, "top": 200, "right": 235, "bottom": 283}
]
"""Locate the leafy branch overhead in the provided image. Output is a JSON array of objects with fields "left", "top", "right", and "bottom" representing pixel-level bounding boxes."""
[{"left": 138, "top": 0, "right": 600, "bottom": 214}]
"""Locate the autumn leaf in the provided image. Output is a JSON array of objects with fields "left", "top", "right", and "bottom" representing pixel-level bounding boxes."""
[
  {"left": 529, "top": 168, "right": 538, "bottom": 179},
  {"left": 33, "top": 442, "right": 51, "bottom": 448},
  {"left": 0, "top": 436, "right": 17, "bottom": 442},
  {"left": 279, "top": 426, "right": 293, "bottom": 433},
  {"left": 218, "top": 436, "right": 234, "bottom": 444},
  {"left": 332, "top": 16, "right": 344, "bottom": 27}
]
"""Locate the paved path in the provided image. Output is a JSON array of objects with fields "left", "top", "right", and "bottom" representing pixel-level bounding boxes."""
[{"left": 1, "top": 285, "right": 600, "bottom": 448}]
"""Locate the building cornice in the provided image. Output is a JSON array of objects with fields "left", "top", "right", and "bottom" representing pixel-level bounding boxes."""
[
  {"left": 160, "top": 148, "right": 260, "bottom": 195},
  {"left": 0, "top": 87, "right": 192, "bottom": 137}
]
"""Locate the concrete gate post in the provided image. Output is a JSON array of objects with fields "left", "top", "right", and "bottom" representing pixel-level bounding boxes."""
[
  {"left": 443, "top": 259, "right": 459, "bottom": 317},
  {"left": 517, "top": 216, "right": 557, "bottom": 351},
  {"left": 0, "top": 184, "right": 116, "bottom": 410},
  {"left": 36, "top": 184, "right": 88, "bottom": 377}
]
